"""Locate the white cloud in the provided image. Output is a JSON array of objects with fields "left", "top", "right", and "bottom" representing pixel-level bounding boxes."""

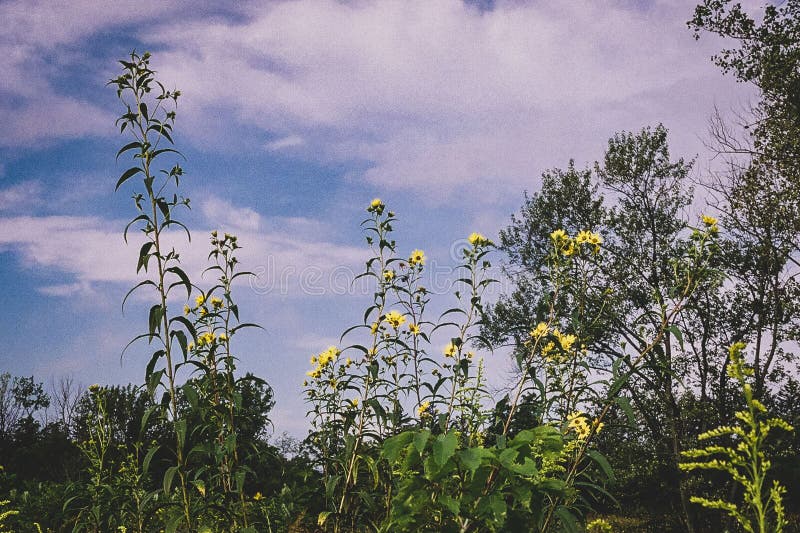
[
  {"left": 266, "top": 134, "right": 305, "bottom": 151},
  {"left": 201, "top": 196, "right": 263, "bottom": 231},
  {"left": 0, "top": 181, "right": 43, "bottom": 212},
  {"left": 144, "top": 0, "right": 753, "bottom": 200},
  {"left": 0, "top": 197, "right": 365, "bottom": 298}
]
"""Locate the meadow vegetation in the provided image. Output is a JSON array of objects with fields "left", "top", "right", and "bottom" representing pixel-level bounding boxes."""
[{"left": 1, "top": 1, "right": 799, "bottom": 531}]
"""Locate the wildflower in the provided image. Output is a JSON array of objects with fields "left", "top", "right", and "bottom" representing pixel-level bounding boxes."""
[
  {"left": 210, "top": 296, "right": 224, "bottom": 309},
  {"left": 370, "top": 321, "right": 380, "bottom": 334},
  {"left": 562, "top": 241, "right": 576, "bottom": 256},
  {"left": 88, "top": 384, "right": 100, "bottom": 393},
  {"left": 408, "top": 249, "right": 426, "bottom": 266},
  {"left": 371, "top": 198, "right": 383, "bottom": 209},
  {"left": 418, "top": 401, "right": 431, "bottom": 417},
  {"left": 593, "top": 418, "right": 605, "bottom": 434},
  {"left": 183, "top": 304, "right": 191, "bottom": 315},
  {"left": 188, "top": 342, "right": 194, "bottom": 351},
  {"left": 557, "top": 332, "right": 577, "bottom": 352},
  {"left": 383, "top": 269, "right": 395, "bottom": 281},
  {"left": 385, "top": 310, "right": 406, "bottom": 329},
  {"left": 351, "top": 398, "right": 359, "bottom": 407},
  {"left": 195, "top": 294, "right": 205, "bottom": 307},
  {"left": 408, "top": 323, "right": 421, "bottom": 335},
  {"left": 575, "top": 230, "right": 592, "bottom": 244},
  {"left": 468, "top": 232, "right": 489, "bottom": 246},
  {"left": 530, "top": 322, "right": 548, "bottom": 339},
  {"left": 701, "top": 214, "right": 718, "bottom": 226},
  {"left": 345, "top": 357, "right": 353, "bottom": 367},
  {"left": 318, "top": 346, "right": 340, "bottom": 367},
  {"left": 199, "top": 307, "right": 208, "bottom": 318},
  {"left": 567, "top": 411, "right": 592, "bottom": 440},
  {"left": 218, "top": 333, "right": 227, "bottom": 342},
  {"left": 466, "top": 351, "right": 475, "bottom": 359},
  {"left": 253, "top": 492, "right": 263, "bottom": 501},
  {"left": 444, "top": 342, "right": 458, "bottom": 358},
  {"left": 550, "top": 229, "right": 568, "bottom": 243}
]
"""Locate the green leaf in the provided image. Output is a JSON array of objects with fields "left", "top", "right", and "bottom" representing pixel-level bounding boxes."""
[
  {"left": 382, "top": 431, "right": 414, "bottom": 463},
  {"left": 587, "top": 449, "right": 616, "bottom": 482},
  {"left": 433, "top": 432, "right": 458, "bottom": 465},
  {"left": 413, "top": 429, "right": 431, "bottom": 453},
  {"left": 137, "top": 241, "right": 155, "bottom": 273},
  {"left": 165, "top": 266, "right": 191, "bottom": 298},
  {"left": 666, "top": 324, "right": 684, "bottom": 350},
  {"left": 554, "top": 506, "right": 579, "bottom": 533},
  {"left": 616, "top": 396, "right": 635, "bottom": 425},
  {"left": 116, "top": 141, "right": 142, "bottom": 161},
  {"left": 116, "top": 166, "right": 143, "bottom": 191},
  {"left": 163, "top": 465, "right": 178, "bottom": 495},
  {"left": 148, "top": 304, "right": 163, "bottom": 338}
]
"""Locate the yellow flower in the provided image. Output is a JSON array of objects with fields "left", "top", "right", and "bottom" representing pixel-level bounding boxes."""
[
  {"left": 418, "top": 401, "right": 431, "bottom": 417},
  {"left": 383, "top": 269, "right": 395, "bottom": 281},
  {"left": 466, "top": 351, "right": 475, "bottom": 359},
  {"left": 199, "top": 307, "right": 208, "bottom": 318},
  {"left": 567, "top": 411, "right": 591, "bottom": 440},
  {"left": 575, "top": 230, "right": 592, "bottom": 244},
  {"left": 370, "top": 321, "right": 380, "bottom": 334},
  {"left": 385, "top": 310, "right": 406, "bottom": 329},
  {"left": 550, "top": 229, "right": 568, "bottom": 243},
  {"left": 345, "top": 357, "right": 353, "bottom": 367},
  {"left": 468, "top": 232, "right": 489, "bottom": 246},
  {"left": 188, "top": 342, "right": 194, "bottom": 351},
  {"left": 408, "top": 323, "right": 421, "bottom": 335},
  {"left": 218, "top": 333, "right": 227, "bottom": 342},
  {"left": 351, "top": 398, "right": 359, "bottom": 407},
  {"left": 195, "top": 294, "right": 205, "bottom": 307},
  {"left": 317, "top": 346, "right": 340, "bottom": 367},
  {"left": 530, "top": 322, "right": 548, "bottom": 339},
  {"left": 210, "top": 297, "right": 224, "bottom": 309},
  {"left": 183, "top": 304, "right": 191, "bottom": 315},
  {"left": 557, "top": 332, "right": 577, "bottom": 352},
  {"left": 408, "top": 249, "right": 426, "bottom": 266},
  {"left": 444, "top": 342, "right": 458, "bottom": 358},
  {"left": 701, "top": 214, "right": 718, "bottom": 226},
  {"left": 253, "top": 492, "right": 263, "bottom": 501},
  {"left": 562, "top": 241, "right": 576, "bottom": 257},
  {"left": 371, "top": 198, "right": 383, "bottom": 208}
]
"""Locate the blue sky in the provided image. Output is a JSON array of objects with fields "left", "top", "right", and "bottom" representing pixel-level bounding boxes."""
[{"left": 0, "top": 0, "right": 754, "bottom": 436}]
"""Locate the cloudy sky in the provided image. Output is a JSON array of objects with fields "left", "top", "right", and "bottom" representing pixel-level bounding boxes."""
[{"left": 0, "top": 0, "right": 755, "bottom": 436}]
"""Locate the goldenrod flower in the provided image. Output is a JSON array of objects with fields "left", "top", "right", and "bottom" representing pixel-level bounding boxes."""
[
  {"left": 408, "top": 323, "right": 421, "bottom": 335},
  {"left": 385, "top": 310, "right": 406, "bottom": 329},
  {"left": 444, "top": 342, "right": 458, "bottom": 358},
  {"left": 408, "top": 249, "right": 426, "bottom": 266}
]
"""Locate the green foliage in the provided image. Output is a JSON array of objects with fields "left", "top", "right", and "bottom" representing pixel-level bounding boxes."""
[{"left": 680, "top": 342, "right": 795, "bottom": 533}]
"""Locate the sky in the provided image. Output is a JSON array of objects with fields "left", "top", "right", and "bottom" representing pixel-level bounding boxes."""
[{"left": 0, "top": 0, "right": 757, "bottom": 437}]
